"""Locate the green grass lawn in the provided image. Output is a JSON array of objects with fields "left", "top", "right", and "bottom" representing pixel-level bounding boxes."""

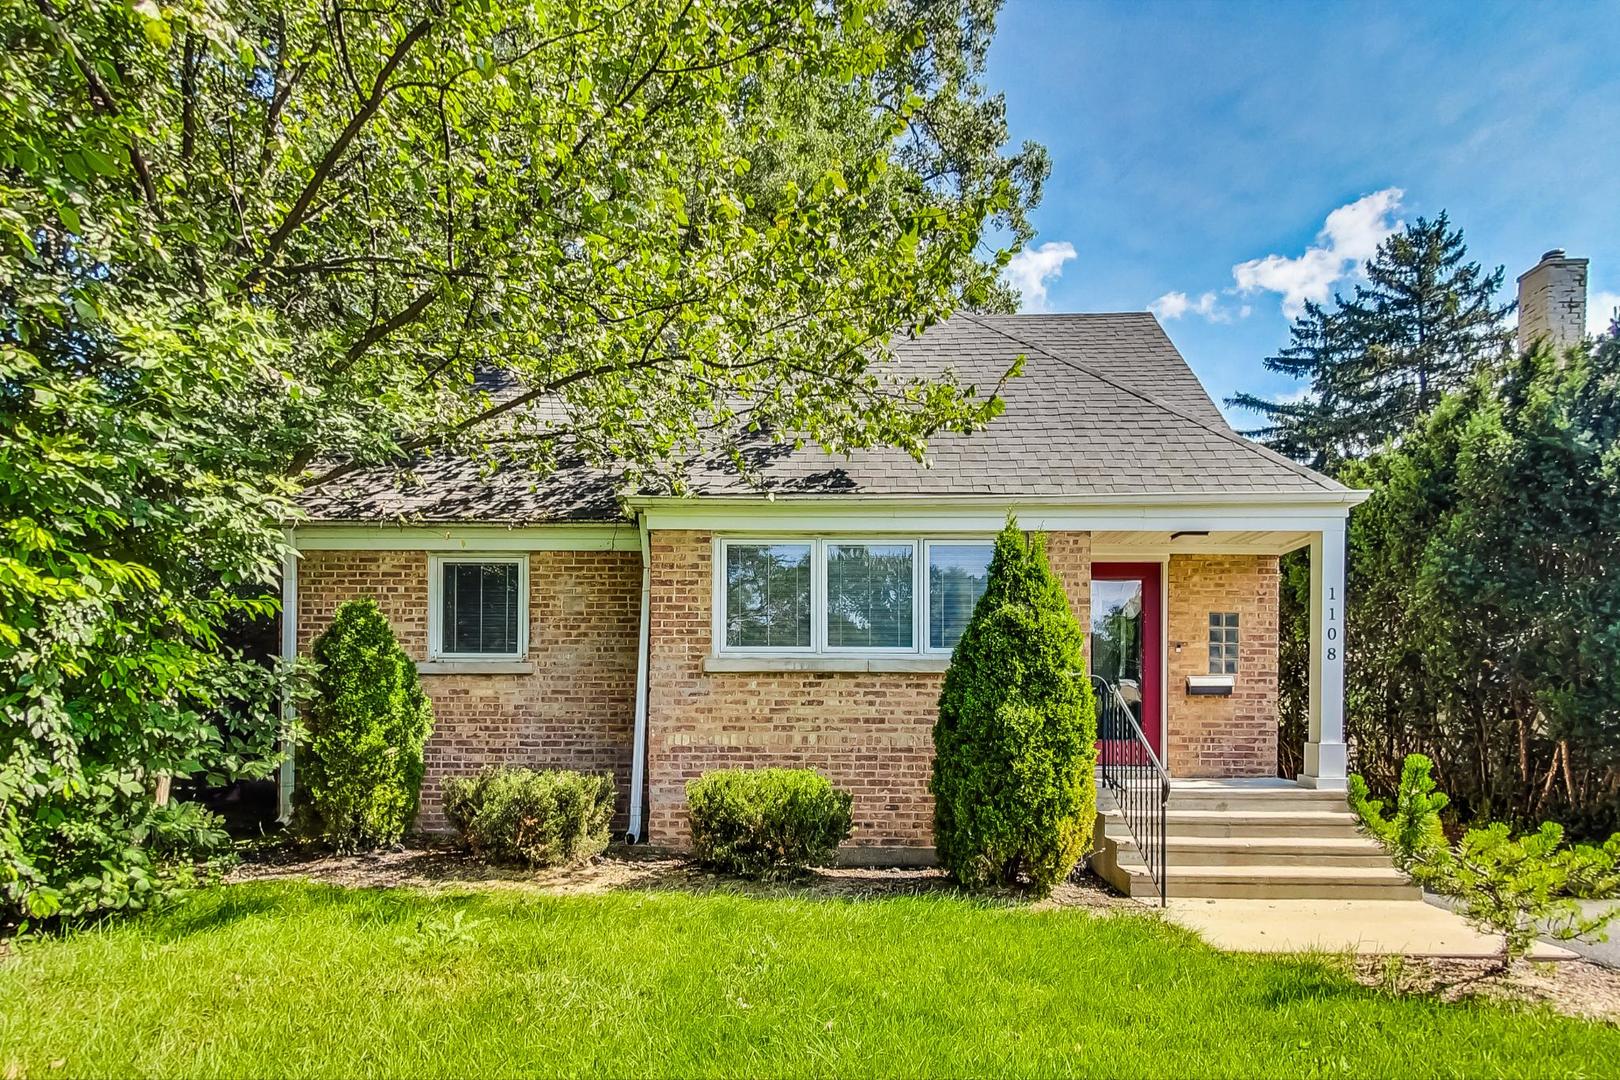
[{"left": 1, "top": 880, "right": 1615, "bottom": 1078}]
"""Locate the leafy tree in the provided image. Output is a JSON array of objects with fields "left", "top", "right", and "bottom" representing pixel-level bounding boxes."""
[
  {"left": 931, "top": 518, "right": 1095, "bottom": 895},
  {"left": 0, "top": 324, "right": 290, "bottom": 922},
  {"left": 1231, "top": 213, "right": 1512, "bottom": 470},
  {"left": 295, "top": 599, "right": 433, "bottom": 850},
  {"left": 2, "top": 0, "right": 1042, "bottom": 917},
  {"left": 1343, "top": 334, "right": 1620, "bottom": 832}
]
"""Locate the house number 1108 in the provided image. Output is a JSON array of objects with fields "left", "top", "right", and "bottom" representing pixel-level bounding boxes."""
[{"left": 1325, "top": 585, "right": 1339, "bottom": 662}]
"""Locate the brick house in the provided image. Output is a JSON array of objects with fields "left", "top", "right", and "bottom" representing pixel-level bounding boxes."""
[{"left": 284, "top": 312, "right": 1390, "bottom": 898}]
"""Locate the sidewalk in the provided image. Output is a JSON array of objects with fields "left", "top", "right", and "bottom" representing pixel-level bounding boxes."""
[
  {"left": 1164, "top": 896, "right": 1577, "bottom": 961},
  {"left": 1422, "top": 892, "right": 1620, "bottom": 968}
]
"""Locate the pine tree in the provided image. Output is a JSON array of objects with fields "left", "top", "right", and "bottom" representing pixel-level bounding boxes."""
[
  {"left": 1230, "top": 213, "right": 1513, "bottom": 469},
  {"left": 930, "top": 519, "right": 1096, "bottom": 894}
]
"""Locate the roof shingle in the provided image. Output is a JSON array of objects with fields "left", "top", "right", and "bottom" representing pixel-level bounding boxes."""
[{"left": 297, "top": 312, "right": 1344, "bottom": 523}]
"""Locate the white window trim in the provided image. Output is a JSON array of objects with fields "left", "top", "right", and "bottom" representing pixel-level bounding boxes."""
[
  {"left": 427, "top": 553, "right": 530, "bottom": 662},
  {"left": 714, "top": 538, "right": 819, "bottom": 655},
  {"left": 820, "top": 538, "right": 922, "bottom": 656},
  {"left": 922, "top": 538, "right": 997, "bottom": 655},
  {"left": 712, "top": 535, "right": 994, "bottom": 659}
]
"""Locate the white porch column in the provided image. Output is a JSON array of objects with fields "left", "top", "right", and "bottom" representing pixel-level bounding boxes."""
[{"left": 1299, "top": 521, "right": 1347, "bottom": 789}]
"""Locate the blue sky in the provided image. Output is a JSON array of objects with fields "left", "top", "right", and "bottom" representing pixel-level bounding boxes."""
[{"left": 985, "top": 0, "right": 1620, "bottom": 423}]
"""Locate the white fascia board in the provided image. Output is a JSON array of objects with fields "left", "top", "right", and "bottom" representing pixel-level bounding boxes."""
[
  {"left": 1092, "top": 536, "right": 1314, "bottom": 558},
  {"left": 628, "top": 492, "right": 1365, "bottom": 535},
  {"left": 291, "top": 522, "right": 641, "bottom": 552}
]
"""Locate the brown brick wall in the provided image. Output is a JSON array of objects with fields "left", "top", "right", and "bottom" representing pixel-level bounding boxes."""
[
  {"left": 643, "top": 530, "right": 1094, "bottom": 848},
  {"left": 296, "top": 548, "right": 641, "bottom": 831},
  {"left": 1165, "top": 554, "right": 1279, "bottom": 777},
  {"left": 294, "top": 534, "right": 1285, "bottom": 848}
]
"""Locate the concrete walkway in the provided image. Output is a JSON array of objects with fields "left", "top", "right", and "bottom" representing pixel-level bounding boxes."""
[
  {"left": 1163, "top": 896, "right": 1577, "bottom": 961},
  {"left": 1423, "top": 892, "right": 1620, "bottom": 968}
]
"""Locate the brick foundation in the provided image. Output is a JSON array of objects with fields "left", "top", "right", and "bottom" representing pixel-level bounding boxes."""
[
  {"left": 1165, "top": 553, "right": 1280, "bottom": 777},
  {"left": 296, "top": 548, "right": 640, "bottom": 831}
]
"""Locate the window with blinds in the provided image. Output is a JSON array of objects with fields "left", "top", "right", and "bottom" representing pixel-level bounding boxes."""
[
  {"left": 432, "top": 557, "right": 526, "bottom": 658},
  {"left": 724, "top": 543, "right": 813, "bottom": 649},
  {"left": 927, "top": 543, "right": 993, "bottom": 651},
  {"left": 826, "top": 543, "right": 915, "bottom": 650},
  {"left": 715, "top": 538, "right": 993, "bottom": 656}
]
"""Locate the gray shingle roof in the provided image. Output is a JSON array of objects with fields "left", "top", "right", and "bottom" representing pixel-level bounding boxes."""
[{"left": 297, "top": 312, "right": 1344, "bottom": 523}]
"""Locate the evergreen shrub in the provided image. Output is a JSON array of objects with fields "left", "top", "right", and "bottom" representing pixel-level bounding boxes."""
[{"left": 931, "top": 518, "right": 1096, "bottom": 895}]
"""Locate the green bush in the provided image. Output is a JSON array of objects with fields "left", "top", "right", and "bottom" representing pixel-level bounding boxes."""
[
  {"left": 294, "top": 599, "right": 433, "bottom": 850},
  {"left": 686, "top": 768, "right": 853, "bottom": 878},
  {"left": 930, "top": 518, "right": 1096, "bottom": 896},
  {"left": 1352, "top": 753, "right": 1620, "bottom": 969},
  {"left": 442, "top": 766, "right": 614, "bottom": 868},
  {"left": 1347, "top": 753, "right": 1451, "bottom": 880}
]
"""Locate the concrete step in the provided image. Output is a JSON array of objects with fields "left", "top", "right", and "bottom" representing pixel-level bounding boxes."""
[
  {"left": 1165, "top": 834, "right": 1390, "bottom": 867},
  {"left": 1119, "top": 862, "right": 1421, "bottom": 901},
  {"left": 1166, "top": 790, "right": 1350, "bottom": 813},
  {"left": 1164, "top": 809, "right": 1361, "bottom": 838}
]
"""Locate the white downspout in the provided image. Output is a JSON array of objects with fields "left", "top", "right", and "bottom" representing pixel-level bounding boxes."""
[
  {"left": 626, "top": 512, "right": 652, "bottom": 842},
  {"left": 276, "top": 531, "right": 299, "bottom": 823}
]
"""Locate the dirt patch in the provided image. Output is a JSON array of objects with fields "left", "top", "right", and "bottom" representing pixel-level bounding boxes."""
[
  {"left": 1352, "top": 954, "right": 1620, "bottom": 1024},
  {"left": 230, "top": 842, "right": 1134, "bottom": 909}
]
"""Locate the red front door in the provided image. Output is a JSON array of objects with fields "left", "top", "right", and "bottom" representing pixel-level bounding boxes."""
[{"left": 1090, "top": 563, "right": 1163, "bottom": 756}]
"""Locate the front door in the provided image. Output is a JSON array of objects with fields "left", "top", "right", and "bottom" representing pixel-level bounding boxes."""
[{"left": 1090, "top": 563, "right": 1163, "bottom": 756}]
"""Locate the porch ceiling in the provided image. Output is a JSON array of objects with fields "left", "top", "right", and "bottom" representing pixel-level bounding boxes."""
[{"left": 1091, "top": 529, "right": 1313, "bottom": 556}]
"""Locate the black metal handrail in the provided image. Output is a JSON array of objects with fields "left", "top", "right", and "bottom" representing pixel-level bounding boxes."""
[{"left": 1092, "top": 674, "right": 1170, "bottom": 905}]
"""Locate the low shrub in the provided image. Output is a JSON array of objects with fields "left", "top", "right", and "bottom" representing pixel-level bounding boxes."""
[
  {"left": 686, "top": 768, "right": 853, "bottom": 878},
  {"left": 1352, "top": 753, "right": 1620, "bottom": 970},
  {"left": 295, "top": 598, "right": 433, "bottom": 850},
  {"left": 442, "top": 766, "right": 614, "bottom": 868}
]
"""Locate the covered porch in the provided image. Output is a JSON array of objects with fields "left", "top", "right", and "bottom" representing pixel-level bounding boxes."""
[{"left": 1086, "top": 519, "right": 1350, "bottom": 791}]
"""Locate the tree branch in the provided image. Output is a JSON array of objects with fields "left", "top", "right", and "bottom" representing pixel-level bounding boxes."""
[
  {"left": 33, "top": 0, "right": 161, "bottom": 217},
  {"left": 248, "top": 15, "right": 434, "bottom": 282}
]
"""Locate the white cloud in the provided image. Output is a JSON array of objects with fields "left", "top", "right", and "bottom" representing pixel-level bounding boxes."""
[
  {"left": 1232, "top": 188, "right": 1405, "bottom": 319},
  {"left": 1150, "top": 289, "right": 1234, "bottom": 324},
  {"left": 1004, "top": 241, "right": 1077, "bottom": 312},
  {"left": 1590, "top": 291, "right": 1620, "bottom": 338},
  {"left": 1150, "top": 290, "right": 1192, "bottom": 319}
]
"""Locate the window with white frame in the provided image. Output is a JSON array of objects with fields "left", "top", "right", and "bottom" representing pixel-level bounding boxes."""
[
  {"left": 430, "top": 555, "right": 528, "bottom": 660},
  {"left": 723, "top": 542, "right": 813, "bottom": 650},
  {"left": 716, "top": 538, "right": 993, "bottom": 655}
]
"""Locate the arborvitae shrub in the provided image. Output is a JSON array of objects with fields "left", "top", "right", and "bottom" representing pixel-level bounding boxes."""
[
  {"left": 442, "top": 766, "right": 615, "bottom": 867},
  {"left": 295, "top": 598, "right": 433, "bottom": 849},
  {"left": 686, "top": 768, "right": 853, "bottom": 878},
  {"left": 930, "top": 518, "right": 1096, "bottom": 894}
]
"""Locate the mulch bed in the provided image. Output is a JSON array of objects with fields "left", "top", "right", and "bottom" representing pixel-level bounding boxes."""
[
  {"left": 230, "top": 841, "right": 1131, "bottom": 909},
  {"left": 1350, "top": 954, "right": 1620, "bottom": 1024}
]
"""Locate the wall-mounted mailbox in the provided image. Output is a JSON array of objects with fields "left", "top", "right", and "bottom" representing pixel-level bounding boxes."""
[{"left": 1186, "top": 674, "right": 1235, "bottom": 696}]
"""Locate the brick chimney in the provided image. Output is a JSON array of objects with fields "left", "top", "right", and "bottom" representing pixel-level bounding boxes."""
[{"left": 1516, "top": 249, "right": 1588, "bottom": 354}]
